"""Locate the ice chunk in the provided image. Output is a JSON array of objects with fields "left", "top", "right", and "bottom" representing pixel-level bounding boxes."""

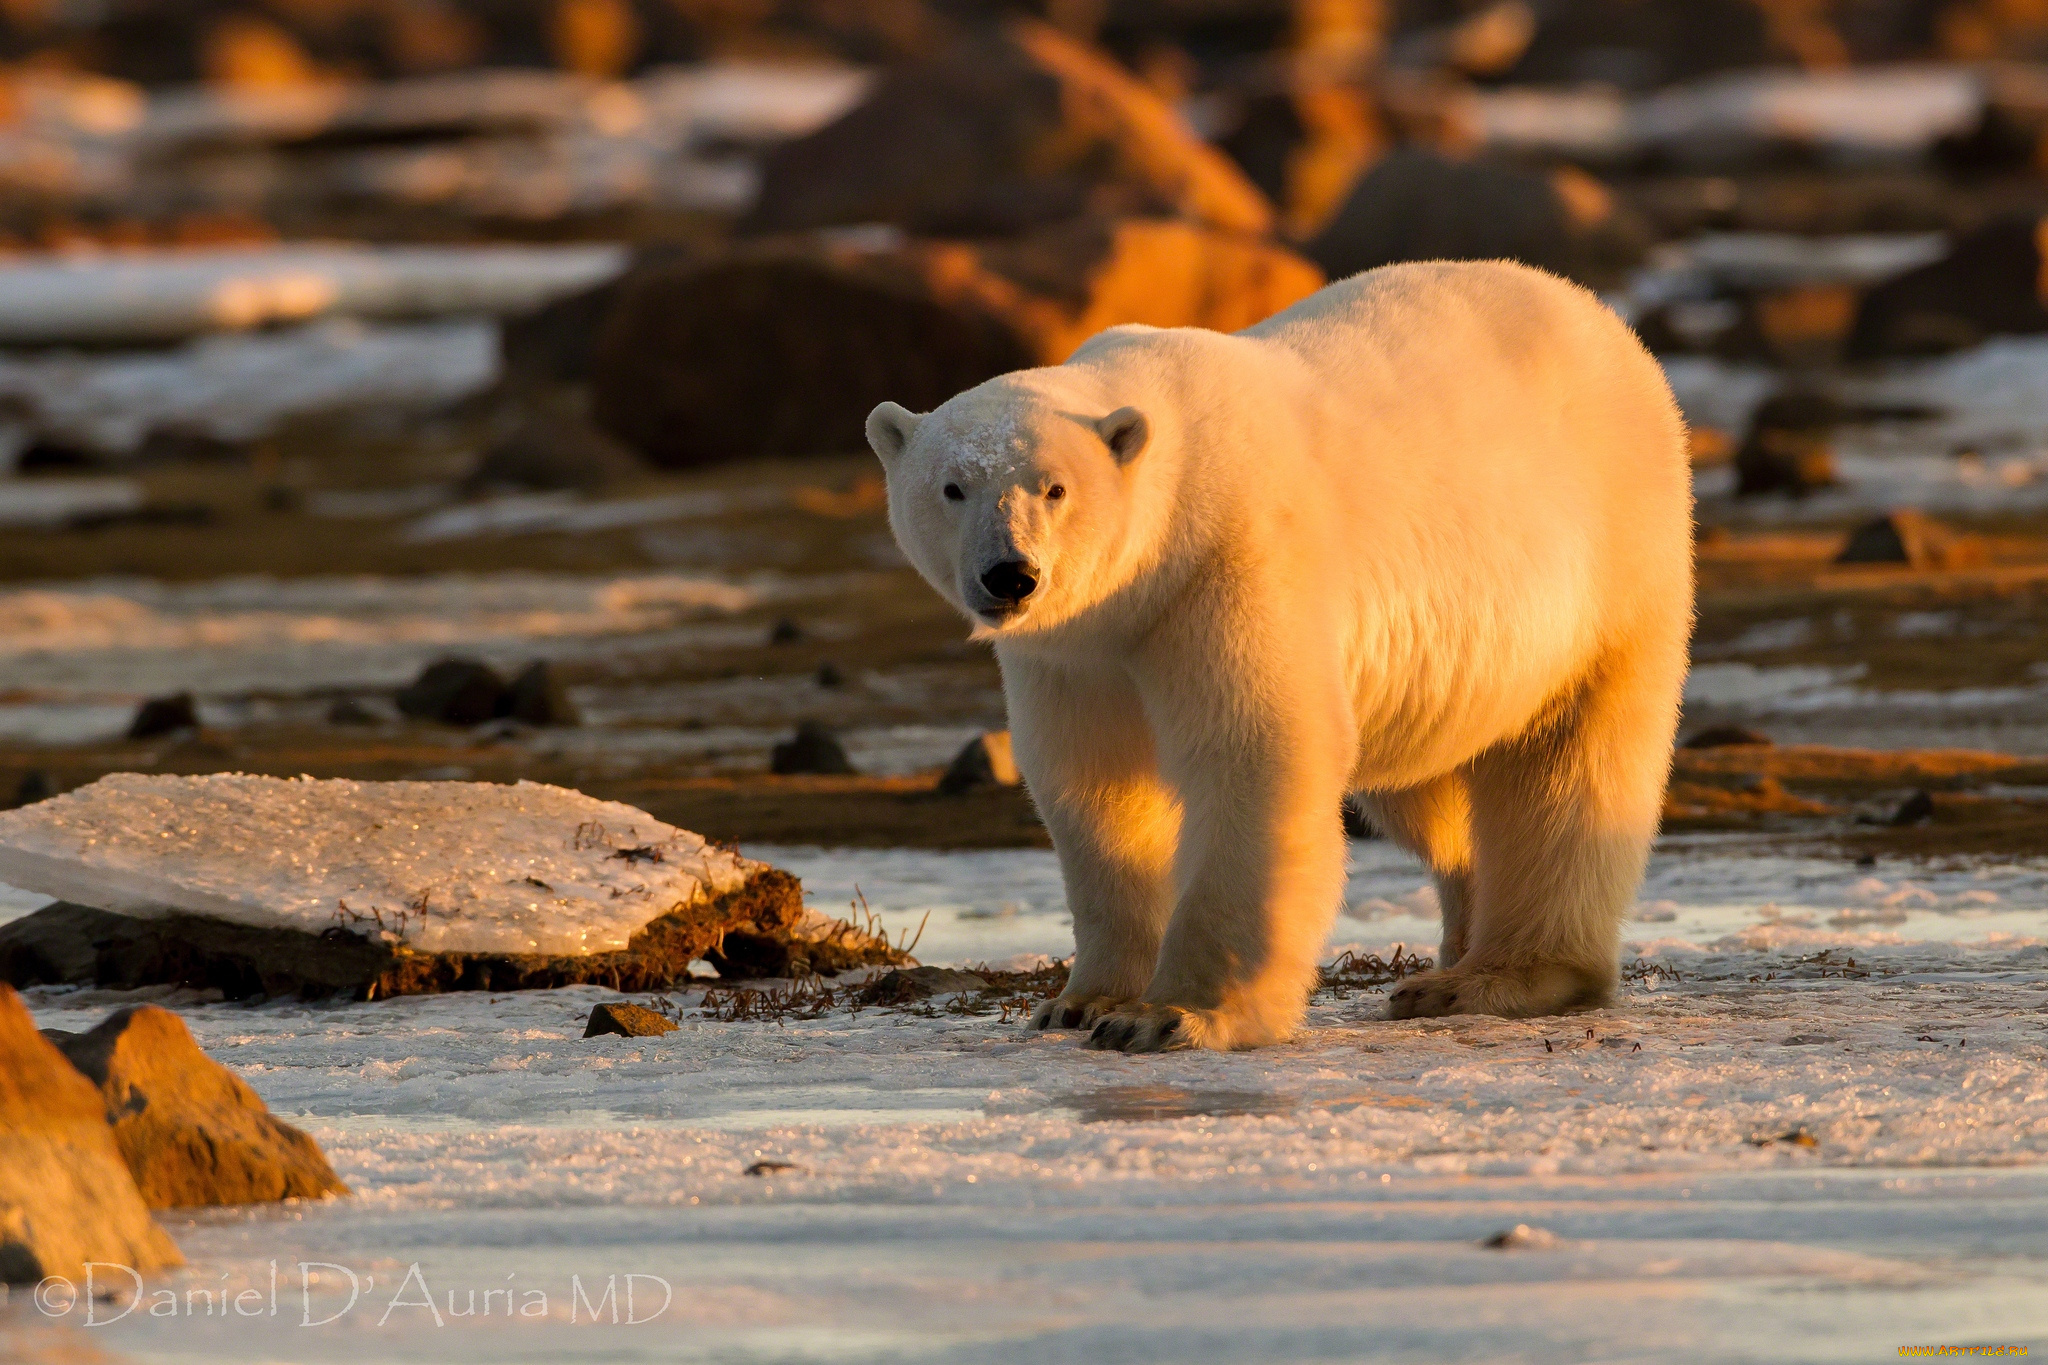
[{"left": 0, "top": 774, "right": 756, "bottom": 957}]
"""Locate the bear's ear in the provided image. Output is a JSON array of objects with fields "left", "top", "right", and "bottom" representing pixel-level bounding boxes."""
[
  {"left": 865, "top": 402, "right": 921, "bottom": 469},
  {"left": 1095, "top": 406, "right": 1149, "bottom": 465}
]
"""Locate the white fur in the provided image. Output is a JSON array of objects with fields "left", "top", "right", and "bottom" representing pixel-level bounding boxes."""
[{"left": 868, "top": 261, "right": 1693, "bottom": 1052}]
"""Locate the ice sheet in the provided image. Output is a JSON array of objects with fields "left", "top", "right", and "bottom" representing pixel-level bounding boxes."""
[{"left": 0, "top": 774, "right": 755, "bottom": 955}]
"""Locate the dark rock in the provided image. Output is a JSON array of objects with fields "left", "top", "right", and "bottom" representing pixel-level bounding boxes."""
[
  {"left": 1848, "top": 215, "right": 2048, "bottom": 360},
  {"left": 325, "top": 697, "right": 382, "bottom": 726},
  {"left": 1305, "top": 148, "right": 1606, "bottom": 285},
  {"left": 592, "top": 215, "right": 1319, "bottom": 467},
  {"left": 768, "top": 617, "right": 804, "bottom": 645},
  {"left": 583, "top": 1002, "right": 677, "bottom": 1038},
  {"left": 1890, "top": 789, "right": 1936, "bottom": 827},
  {"left": 815, "top": 662, "right": 846, "bottom": 688},
  {"left": 745, "top": 19, "right": 1272, "bottom": 238},
  {"left": 771, "top": 722, "right": 856, "bottom": 776},
  {"left": 1681, "top": 725, "right": 1774, "bottom": 749},
  {"left": 396, "top": 659, "right": 507, "bottom": 725},
  {"left": 467, "top": 412, "right": 645, "bottom": 492},
  {"left": 1735, "top": 389, "right": 1840, "bottom": 497},
  {"left": 0, "top": 985, "right": 181, "bottom": 1283},
  {"left": 11, "top": 770, "right": 51, "bottom": 808},
  {"left": 865, "top": 966, "right": 988, "bottom": 1001},
  {"left": 504, "top": 661, "right": 580, "bottom": 727},
  {"left": 938, "top": 731, "right": 1020, "bottom": 795},
  {"left": 52, "top": 1005, "right": 347, "bottom": 1209},
  {"left": 0, "top": 871, "right": 906, "bottom": 1001},
  {"left": 129, "top": 692, "right": 199, "bottom": 740},
  {"left": 1835, "top": 510, "right": 1985, "bottom": 571}
]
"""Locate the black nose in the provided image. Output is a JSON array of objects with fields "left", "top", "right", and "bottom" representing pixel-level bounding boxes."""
[{"left": 980, "top": 559, "right": 1038, "bottom": 605}]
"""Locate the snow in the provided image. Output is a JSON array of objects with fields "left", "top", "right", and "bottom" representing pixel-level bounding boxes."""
[
  {"left": 0, "top": 774, "right": 755, "bottom": 956},
  {"left": 0, "top": 319, "right": 497, "bottom": 459},
  {"left": 0, "top": 243, "right": 626, "bottom": 345},
  {"left": 0, "top": 476, "right": 143, "bottom": 526}
]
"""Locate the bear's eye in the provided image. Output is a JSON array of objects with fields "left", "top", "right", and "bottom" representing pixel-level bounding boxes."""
[
  {"left": 942, "top": 483, "right": 964, "bottom": 501},
  {"left": 1046, "top": 484, "right": 1066, "bottom": 501}
]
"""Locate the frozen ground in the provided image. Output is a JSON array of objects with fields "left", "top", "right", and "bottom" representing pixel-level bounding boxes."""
[{"left": 5, "top": 839, "right": 2047, "bottom": 1362}]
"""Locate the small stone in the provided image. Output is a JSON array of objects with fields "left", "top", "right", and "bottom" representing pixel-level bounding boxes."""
[
  {"left": 1681, "top": 724, "right": 1772, "bottom": 749},
  {"left": 11, "top": 770, "right": 51, "bottom": 808},
  {"left": 505, "top": 661, "right": 580, "bottom": 727},
  {"left": 937, "top": 731, "right": 1019, "bottom": 794},
  {"left": 1835, "top": 509, "right": 1985, "bottom": 571},
  {"left": 768, "top": 617, "right": 803, "bottom": 645},
  {"left": 1890, "top": 789, "right": 1936, "bottom": 826},
  {"left": 583, "top": 1002, "right": 678, "bottom": 1038},
  {"left": 1483, "top": 1224, "right": 1563, "bottom": 1250},
  {"left": 744, "top": 1160, "right": 797, "bottom": 1176},
  {"left": 129, "top": 692, "right": 198, "bottom": 740},
  {"left": 396, "top": 659, "right": 506, "bottom": 725},
  {"left": 325, "top": 697, "right": 381, "bottom": 726},
  {"left": 866, "top": 966, "right": 987, "bottom": 1000},
  {"left": 815, "top": 661, "right": 845, "bottom": 688},
  {"left": 771, "top": 722, "right": 856, "bottom": 775}
]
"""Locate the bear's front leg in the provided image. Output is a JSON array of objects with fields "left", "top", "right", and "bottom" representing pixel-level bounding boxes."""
[
  {"left": 999, "top": 654, "right": 1181, "bottom": 1032},
  {"left": 1088, "top": 654, "right": 1352, "bottom": 1053}
]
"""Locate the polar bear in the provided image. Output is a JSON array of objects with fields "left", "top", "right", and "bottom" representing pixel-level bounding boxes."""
[{"left": 866, "top": 260, "right": 1693, "bottom": 1052}]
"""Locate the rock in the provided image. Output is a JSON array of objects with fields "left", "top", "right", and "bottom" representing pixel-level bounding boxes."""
[
  {"left": 768, "top": 617, "right": 804, "bottom": 645},
  {"left": 0, "top": 985, "right": 181, "bottom": 1283},
  {"left": 396, "top": 658, "right": 506, "bottom": 725},
  {"left": 745, "top": 19, "right": 1273, "bottom": 238},
  {"left": 51, "top": 1005, "right": 347, "bottom": 1209},
  {"left": 1890, "top": 789, "right": 1936, "bottom": 827},
  {"left": 815, "top": 662, "right": 846, "bottom": 688},
  {"left": 1304, "top": 148, "right": 1618, "bottom": 285},
  {"left": 1735, "top": 389, "right": 1840, "bottom": 497},
  {"left": 1848, "top": 215, "right": 2048, "bottom": 360},
  {"left": 325, "top": 696, "right": 382, "bottom": 726},
  {"left": 467, "top": 412, "right": 644, "bottom": 492},
  {"left": 1681, "top": 725, "right": 1773, "bottom": 749},
  {"left": 591, "top": 216, "right": 1321, "bottom": 467},
  {"left": 11, "top": 770, "right": 51, "bottom": 808},
  {"left": 1835, "top": 510, "right": 1986, "bottom": 571},
  {"left": 0, "top": 774, "right": 907, "bottom": 999},
  {"left": 583, "top": 1002, "right": 677, "bottom": 1038},
  {"left": 504, "top": 661, "right": 580, "bottom": 727},
  {"left": 1482, "top": 1223, "right": 1563, "bottom": 1250},
  {"left": 771, "top": 722, "right": 856, "bottom": 776},
  {"left": 128, "top": 692, "right": 198, "bottom": 740},
  {"left": 865, "top": 966, "right": 988, "bottom": 1001},
  {"left": 937, "top": 731, "right": 1020, "bottom": 794}
]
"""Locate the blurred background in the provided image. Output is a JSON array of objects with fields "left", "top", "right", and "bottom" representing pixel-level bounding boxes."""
[{"left": 8, "top": 0, "right": 2048, "bottom": 852}]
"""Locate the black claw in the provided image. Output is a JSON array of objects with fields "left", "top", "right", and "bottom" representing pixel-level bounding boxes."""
[{"left": 1158, "top": 1015, "right": 1181, "bottom": 1041}]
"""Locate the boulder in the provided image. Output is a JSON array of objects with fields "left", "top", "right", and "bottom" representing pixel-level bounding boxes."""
[
  {"left": 591, "top": 216, "right": 1322, "bottom": 467},
  {"left": 771, "top": 722, "right": 856, "bottom": 776},
  {"left": 467, "top": 412, "right": 644, "bottom": 492},
  {"left": 1734, "top": 389, "right": 1840, "bottom": 498},
  {"left": 128, "top": 692, "right": 198, "bottom": 740},
  {"left": 745, "top": 19, "right": 1273, "bottom": 238},
  {"left": 0, "top": 774, "right": 908, "bottom": 999},
  {"left": 396, "top": 658, "right": 506, "bottom": 725},
  {"left": 938, "top": 731, "right": 1020, "bottom": 794},
  {"left": 0, "top": 985, "right": 181, "bottom": 1283},
  {"left": 1835, "top": 510, "right": 1986, "bottom": 571},
  {"left": 583, "top": 1002, "right": 677, "bottom": 1038},
  {"left": 1681, "top": 724, "right": 1774, "bottom": 749},
  {"left": 1304, "top": 147, "right": 1622, "bottom": 285},
  {"left": 1848, "top": 215, "right": 2048, "bottom": 360},
  {"left": 505, "top": 661, "right": 580, "bottom": 727},
  {"left": 51, "top": 1006, "right": 346, "bottom": 1209}
]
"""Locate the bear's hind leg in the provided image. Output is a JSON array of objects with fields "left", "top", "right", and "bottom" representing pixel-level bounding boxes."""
[
  {"left": 1355, "top": 774, "right": 1474, "bottom": 969},
  {"left": 1002, "top": 658, "right": 1181, "bottom": 1032},
  {"left": 1387, "top": 643, "right": 1681, "bottom": 1020}
]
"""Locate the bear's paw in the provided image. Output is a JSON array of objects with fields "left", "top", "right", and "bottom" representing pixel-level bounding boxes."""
[
  {"left": 1030, "top": 993, "right": 1136, "bottom": 1032},
  {"left": 1386, "top": 963, "right": 1612, "bottom": 1020}
]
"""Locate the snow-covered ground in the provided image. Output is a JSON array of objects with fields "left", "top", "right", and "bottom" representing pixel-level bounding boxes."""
[{"left": 6, "top": 839, "right": 2048, "bottom": 1362}]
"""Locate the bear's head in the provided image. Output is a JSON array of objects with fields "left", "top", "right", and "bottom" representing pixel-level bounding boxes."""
[{"left": 866, "top": 373, "right": 1151, "bottom": 639}]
